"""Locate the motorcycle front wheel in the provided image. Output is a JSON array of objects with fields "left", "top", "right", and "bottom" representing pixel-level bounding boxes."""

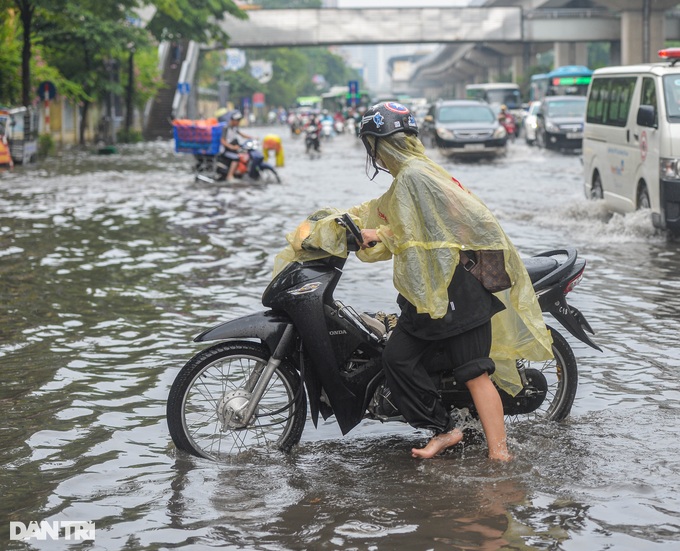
[
  {"left": 167, "top": 341, "right": 307, "bottom": 460},
  {"left": 258, "top": 166, "right": 281, "bottom": 184}
]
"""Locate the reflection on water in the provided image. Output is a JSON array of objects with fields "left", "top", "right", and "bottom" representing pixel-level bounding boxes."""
[{"left": 1, "top": 133, "right": 680, "bottom": 549}]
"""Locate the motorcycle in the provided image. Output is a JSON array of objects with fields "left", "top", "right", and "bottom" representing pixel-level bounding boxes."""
[
  {"left": 194, "top": 139, "right": 281, "bottom": 184},
  {"left": 167, "top": 214, "right": 601, "bottom": 460},
  {"left": 499, "top": 113, "right": 517, "bottom": 141},
  {"left": 304, "top": 125, "right": 321, "bottom": 158},
  {"left": 320, "top": 119, "right": 334, "bottom": 139}
]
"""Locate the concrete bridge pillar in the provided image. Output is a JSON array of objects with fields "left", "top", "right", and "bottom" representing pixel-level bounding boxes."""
[
  {"left": 597, "top": 0, "right": 678, "bottom": 64},
  {"left": 553, "top": 42, "right": 588, "bottom": 67}
]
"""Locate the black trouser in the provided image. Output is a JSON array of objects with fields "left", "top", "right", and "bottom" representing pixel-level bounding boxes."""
[{"left": 382, "top": 321, "right": 495, "bottom": 435}]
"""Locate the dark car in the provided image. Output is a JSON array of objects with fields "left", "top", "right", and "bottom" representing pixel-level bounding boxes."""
[
  {"left": 421, "top": 99, "right": 507, "bottom": 157},
  {"left": 536, "top": 95, "right": 587, "bottom": 150}
]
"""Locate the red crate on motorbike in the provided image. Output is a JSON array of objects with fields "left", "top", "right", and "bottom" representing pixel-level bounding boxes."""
[{"left": 172, "top": 119, "right": 224, "bottom": 155}]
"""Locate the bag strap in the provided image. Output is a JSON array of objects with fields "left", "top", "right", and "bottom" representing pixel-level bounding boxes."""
[{"left": 460, "top": 250, "right": 477, "bottom": 271}]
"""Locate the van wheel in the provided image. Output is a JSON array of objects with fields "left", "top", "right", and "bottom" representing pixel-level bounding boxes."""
[
  {"left": 637, "top": 185, "right": 650, "bottom": 210},
  {"left": 591, "top": 173, "right": 604, "bottom": 199}
]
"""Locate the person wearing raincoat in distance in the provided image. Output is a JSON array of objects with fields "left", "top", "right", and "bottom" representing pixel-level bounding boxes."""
[{"left": 273, "top": 102, "right": 554, "bottom": 460}]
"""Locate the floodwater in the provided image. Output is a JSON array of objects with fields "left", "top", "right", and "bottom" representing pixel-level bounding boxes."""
[{"left": 1, "top": 127, "right": 680, "bottom": 550}]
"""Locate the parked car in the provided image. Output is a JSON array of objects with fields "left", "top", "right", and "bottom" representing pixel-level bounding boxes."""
[
  {"left": 522, "top": 100, "right": 542, "bottom": 145},
  {"left": 421, "top": 99, "right": 507, "bottom": 158},
  {"left": 535, "top": 95, "right": 587, "bottom": 150}
]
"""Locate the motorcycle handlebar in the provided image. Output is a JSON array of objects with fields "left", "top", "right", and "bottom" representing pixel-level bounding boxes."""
[{"left": 336, "top": 214, "right": 377, "bottom": 250}]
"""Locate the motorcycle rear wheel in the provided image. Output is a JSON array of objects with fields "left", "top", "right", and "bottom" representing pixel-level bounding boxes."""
[
  {"left": 167, "top": 341, "right": 306, "bottom": 460},
  {"left": 508, "top": 326, "right": 578, "bottom": 422}
]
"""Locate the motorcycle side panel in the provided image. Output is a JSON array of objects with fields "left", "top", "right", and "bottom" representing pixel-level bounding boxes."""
[{"left": 193, "top": 310, "right": 291, "bottom": 354}]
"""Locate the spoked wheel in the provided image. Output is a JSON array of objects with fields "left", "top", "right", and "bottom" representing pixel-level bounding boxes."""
[
  {"left": 259, "top": 166, "right": 281, "bottom": 184},
  {"left": 506, "top": 326, "right": 578, "bottom": 423},
  {"left": 167, "top": 341, "right": 306, "bottom": 460}
]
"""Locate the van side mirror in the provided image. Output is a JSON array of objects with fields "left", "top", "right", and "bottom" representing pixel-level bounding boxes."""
[{"left": 637, "top": 105, "right": 657, "bottom": 128}]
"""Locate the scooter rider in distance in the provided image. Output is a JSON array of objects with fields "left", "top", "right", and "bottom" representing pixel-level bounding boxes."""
[
  {"left": 219, "top": 109, "right": 253, "bottom": 183},
  {"left": 351, "top": 102, "right": 553, "bottom": 460}
]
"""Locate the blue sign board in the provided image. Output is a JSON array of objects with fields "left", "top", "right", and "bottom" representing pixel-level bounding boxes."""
[
  {"left": 37, "top": 81, "right": 57, "bottom": 101},
  {"left": 347, "top": 80, "right": 359, "bottom": 107}
]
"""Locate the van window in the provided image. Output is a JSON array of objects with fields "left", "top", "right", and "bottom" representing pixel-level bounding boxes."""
[
  {"left": 640, "top": 77, "right": 658, "bottom": 126},
  {"left": 586, "top": 77, "right": 636, "bottom": 126},
  {"left": 663, "top": 74, "right": 680, "bottom": 120}
]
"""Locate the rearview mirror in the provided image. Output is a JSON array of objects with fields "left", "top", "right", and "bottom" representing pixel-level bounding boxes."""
[{"left": 637, "top": 105, "right": 657, "bottom": 128}]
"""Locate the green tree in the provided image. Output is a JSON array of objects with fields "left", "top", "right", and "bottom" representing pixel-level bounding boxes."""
[
  {"left": 202, "top": 46, "right": 361, "bottom": 110},
  {"left": 39, "top": 1, "right": 147, "bottom": 143},
  {"left": 11, "top": 0, "right": 67, "bottom": 106},
  {"left": 145, "top": 0, "right": 246, "bottom": 44},
  {"left": 0, "top": 4, "right": 21, "bottom": 104},
  {"left": 258, "top": 0, "right": 321, "bottom": 7}
]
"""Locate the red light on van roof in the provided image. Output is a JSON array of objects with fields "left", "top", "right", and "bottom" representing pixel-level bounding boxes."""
[{"left": 658, "top": 48, "right": 680, "bottom": 60}]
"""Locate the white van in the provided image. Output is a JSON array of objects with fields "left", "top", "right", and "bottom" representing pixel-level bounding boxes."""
[{"left": 582, "top": 48, "right": 680, "bottom": 235}]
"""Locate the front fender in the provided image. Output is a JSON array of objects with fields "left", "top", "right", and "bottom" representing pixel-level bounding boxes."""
[{"left": 194, "top": 310, "right": 293, "bottom": 354}]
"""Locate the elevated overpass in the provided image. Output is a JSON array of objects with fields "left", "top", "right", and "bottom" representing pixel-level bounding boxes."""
[
  {"left": 219, "top": 6, "right": 610, "bottom": 47},
  {"left": 216, "top": 1, "right": 680, "bottom": 98}
]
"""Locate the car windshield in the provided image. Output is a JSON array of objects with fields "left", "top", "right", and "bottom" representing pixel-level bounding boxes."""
[
  {"left": 546, "top": 99, "right": 586, "bottom": 117},
  {"left": 438, "top": 105, "right": 495, "bottom": 123},
  {"left": 663, "top": 74, "right": 680, "bottom": 121}
]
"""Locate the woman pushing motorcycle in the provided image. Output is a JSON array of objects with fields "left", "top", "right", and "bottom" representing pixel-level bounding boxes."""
[{"left": 347, "top": 102, "right": 553, "bottom": 460}]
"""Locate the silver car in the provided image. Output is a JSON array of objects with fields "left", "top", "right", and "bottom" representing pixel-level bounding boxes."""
[
  {"left": 421, "top": 99, "right": 508, "bottom": 158},
  {"left": 523, "top": 101, "right": 541, "bottom": 145}
]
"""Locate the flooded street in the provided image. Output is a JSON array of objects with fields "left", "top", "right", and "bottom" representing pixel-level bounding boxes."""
[{"left": 2, "top": 127, "right": 680, "bottom": 550}]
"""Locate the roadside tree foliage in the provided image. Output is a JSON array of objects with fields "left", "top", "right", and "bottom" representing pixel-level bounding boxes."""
[
  {"left": 200, "top": 46, "right": 362, "bottom": 110},
  {"left": 1, "top": 0, "right": 247, "bottom": 142}
]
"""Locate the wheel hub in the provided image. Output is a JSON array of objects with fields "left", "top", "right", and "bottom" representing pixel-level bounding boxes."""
[{"left": 217, "top": 390, "right": 255, "bottom": 430}]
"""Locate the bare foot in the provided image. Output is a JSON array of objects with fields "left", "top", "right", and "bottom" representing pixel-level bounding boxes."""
[
  {"left": 488, "top": 445, "right": 513, "bottom": 462},
  {"left": 411, "top": 428, "right": 463, "bottom": 459}
]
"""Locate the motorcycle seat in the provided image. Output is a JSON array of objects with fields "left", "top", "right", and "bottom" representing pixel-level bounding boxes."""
[{"left": 522, "top": 257, "right": 559, "bottom": 283}]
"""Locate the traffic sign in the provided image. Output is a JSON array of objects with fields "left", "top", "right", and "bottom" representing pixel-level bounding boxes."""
[{"left": 37, "top": 81, "right": 57, "bottom": 101}]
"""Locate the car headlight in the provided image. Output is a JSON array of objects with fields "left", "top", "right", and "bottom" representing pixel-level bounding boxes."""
[
  {"left": 493, "top": 126, "right": 507, "bottom": 139},
  {"left": 660, "top": 157, "right": 680, "bottom": 181},
  {"left": 545, "top": 121, "right": 560, "bottom": 133},
  {"left": 435, "top": 126, "right": 454, "bottom": 140}
]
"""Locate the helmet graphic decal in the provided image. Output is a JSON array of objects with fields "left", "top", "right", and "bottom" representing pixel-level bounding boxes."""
[
  {"left": 363, "top": 111, "right": 384, "bottom": 128},
  {"left": 408, "top": 114, "right": 417, "bottom": 127},
  {"left": 384, "top": 102, "right": 409, "bottom": 114}
]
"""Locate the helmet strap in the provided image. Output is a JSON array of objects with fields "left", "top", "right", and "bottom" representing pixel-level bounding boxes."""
[{"left": 367, "top": 137, "right": 389, "bottom": 181}]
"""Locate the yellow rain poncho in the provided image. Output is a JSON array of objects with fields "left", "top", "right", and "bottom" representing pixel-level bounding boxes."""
[{"left": 274, "top": 133, "right": 553, "bottom": 396}]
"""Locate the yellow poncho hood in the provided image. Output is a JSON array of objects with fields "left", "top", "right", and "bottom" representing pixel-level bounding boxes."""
[{"left": 274, "top": 133, "right": 553, "bottom": 395}]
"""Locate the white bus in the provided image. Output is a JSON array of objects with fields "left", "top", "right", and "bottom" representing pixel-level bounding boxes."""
[{"left": 582, "top": 48, "right": 680, "bottom": 235}]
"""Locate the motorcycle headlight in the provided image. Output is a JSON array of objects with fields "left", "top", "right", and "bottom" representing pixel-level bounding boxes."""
[
  {"left": 436, "top": 126, "right": 454, "bottom": 140},
  {"left": 660, "top": 157, "right": 680, "bottom": 181},
  {"left": 493, "top": 126, "right": 507, "bottom": 139}
]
